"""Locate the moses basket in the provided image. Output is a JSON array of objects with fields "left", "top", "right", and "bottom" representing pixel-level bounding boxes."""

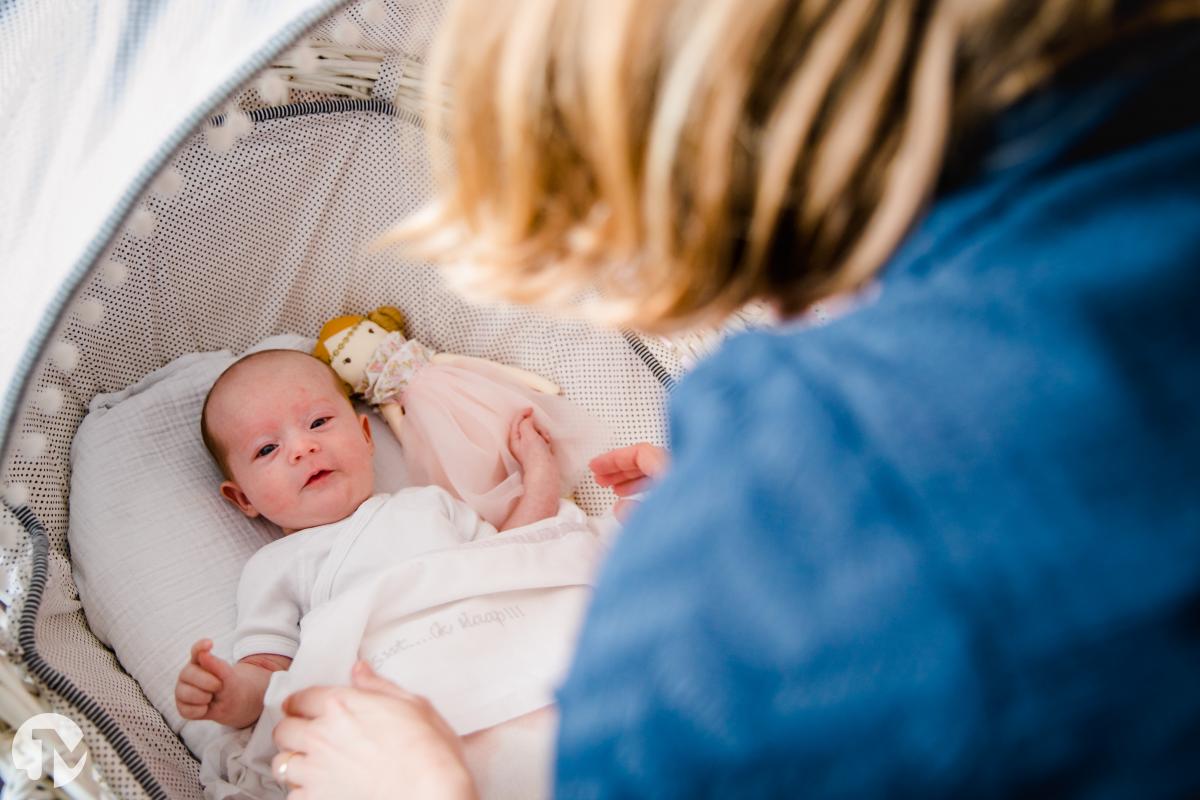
[{"left": 0, "top": 1, "right": 789, "bottom": 796}]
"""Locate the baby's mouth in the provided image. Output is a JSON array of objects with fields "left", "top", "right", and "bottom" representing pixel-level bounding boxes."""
[{"left": 304, "top": 469, "right": 333, "bottom": 488}]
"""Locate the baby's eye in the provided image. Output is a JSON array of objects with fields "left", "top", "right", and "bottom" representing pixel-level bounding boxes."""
[
  {"left": 311, "top": 417, "right": 331, "bottom": 429},
  {"left": 255, "top": 443, "right": 277, "bottom": 459},
  {"left": 343, "top": 357, "right": 352, "bottom": 364}
]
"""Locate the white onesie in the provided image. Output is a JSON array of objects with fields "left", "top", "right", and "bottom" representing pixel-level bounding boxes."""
[
  {"left": 230, "top": 485, "right": 604, "bottom": 734},
  {"left": 232, "top": 486, "right": 496, "bottom": 661}
]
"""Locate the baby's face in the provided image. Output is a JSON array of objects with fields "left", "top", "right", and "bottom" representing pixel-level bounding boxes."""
[{"left": 208, "top": 353, "right": 375, "bottom": 534}]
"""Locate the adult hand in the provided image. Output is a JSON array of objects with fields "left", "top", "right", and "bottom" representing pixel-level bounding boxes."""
[
  {"left": 588, "top": 442, "right": 670, "bottom": 521},
  {"left": 272, "top": 660, "right": 477, "bottom": 800}
]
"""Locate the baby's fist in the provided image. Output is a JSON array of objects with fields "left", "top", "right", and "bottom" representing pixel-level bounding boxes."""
[
  {"left": 508, "top": 409, "right": 555, "bottom": 475},
  {"left": 175, "top": 639, "right": 231, "bottom": 720}
]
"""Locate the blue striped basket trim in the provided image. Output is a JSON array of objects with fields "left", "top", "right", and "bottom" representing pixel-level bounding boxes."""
[
  {"left": 621, "top": 330, "right": 677, "bottom": 392},
  {"left": 7, "top": 502, "right": 170, "bottom": 800}
]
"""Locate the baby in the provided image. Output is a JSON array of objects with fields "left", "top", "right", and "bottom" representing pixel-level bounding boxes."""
[{"left": 174, "top": 348, "right": 568, "bottom": 731}]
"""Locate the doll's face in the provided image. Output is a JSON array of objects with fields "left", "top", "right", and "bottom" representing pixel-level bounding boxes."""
[{"left": 323, "top": 321, "right": 397, "bottom": 392}]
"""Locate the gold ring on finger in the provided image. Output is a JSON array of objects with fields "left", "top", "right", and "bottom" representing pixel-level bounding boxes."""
[{"left": 276, "top": 750, "right": 300, "bottom": 788}]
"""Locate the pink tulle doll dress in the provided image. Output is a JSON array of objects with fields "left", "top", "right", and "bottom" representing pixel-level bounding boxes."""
[{"left": 362, "top": 332, "right": 608, "bottom": 528}]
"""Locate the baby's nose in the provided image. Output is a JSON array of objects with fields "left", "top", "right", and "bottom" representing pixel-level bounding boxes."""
[{"left": 289, "top": 439, "right": 320, "bottom": 462}]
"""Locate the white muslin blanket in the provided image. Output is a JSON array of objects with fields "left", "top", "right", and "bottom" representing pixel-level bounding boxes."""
[{"left": 199, "top": 500, "right": 611, "bottom": 800}]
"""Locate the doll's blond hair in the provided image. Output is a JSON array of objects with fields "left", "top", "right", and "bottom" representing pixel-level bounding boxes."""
[
  {"left": 312, "top": 306, "right": 406, "bottom": 365},
  {"left": 383, "top": 0, "right": 1199, "bottom": 333}
]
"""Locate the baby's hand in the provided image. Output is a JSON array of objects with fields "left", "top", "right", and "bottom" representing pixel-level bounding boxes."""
[
  {"left": 589, "top": 442, "right": 670, "bottom": 521},
  {"left": 175, "top": 639, "right": 241, "bottom": 724},
  {"left": 500, "top": 409, "right": 561, "bottom": 530},
  {"left": 508, "top": 408, "right": 556, "bottom": 480}
]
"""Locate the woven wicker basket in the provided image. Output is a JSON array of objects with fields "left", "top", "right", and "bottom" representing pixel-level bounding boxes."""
[{"left": 0, "top": 2, "right": 735, "bottom": 796}]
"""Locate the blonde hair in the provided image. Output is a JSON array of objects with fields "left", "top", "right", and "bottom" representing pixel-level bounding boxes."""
[
  {"left": 312, "top": 306, "right": 405, "bottom": 364},
  {"left": 385, "top": 0, "right": 1198, "bottom": 333}
]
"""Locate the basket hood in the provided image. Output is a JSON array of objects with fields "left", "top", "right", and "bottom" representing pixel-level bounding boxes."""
[{"left": 0, "top": 0, "right": 346, "bottom": 451}]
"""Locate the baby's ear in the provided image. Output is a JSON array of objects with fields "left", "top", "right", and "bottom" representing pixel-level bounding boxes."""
[
  {"left": 359, "top": 414, "right": 374, "bottom": 452},
  {"left": 220, "top": 481, "right": 260, "bottom": 519}
]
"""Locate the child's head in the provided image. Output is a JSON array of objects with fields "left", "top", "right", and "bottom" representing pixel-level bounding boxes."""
[{"left": 201, "top": 349, "right": 375, "bottom": 534}]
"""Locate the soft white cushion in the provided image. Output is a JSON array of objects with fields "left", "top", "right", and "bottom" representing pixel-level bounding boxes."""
[{"left": 67, "top": 335, "right": 411, "bottom": 757}]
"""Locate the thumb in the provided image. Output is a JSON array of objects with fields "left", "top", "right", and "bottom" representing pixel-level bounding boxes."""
[
  {"left": 197, "top": 646, "right": 234, "bottom": 682},
  {"left": 351, "top": 660, "right": 411, "bottom": 699},
  {"left": 614, "top": 497, "right": 641, "bottom": 522}
]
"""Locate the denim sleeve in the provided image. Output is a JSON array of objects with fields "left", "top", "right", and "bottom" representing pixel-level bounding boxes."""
[
  {"left": 554, "top": 322, "right": 1200, "bottom": 798},
  {"left": 553, "top": 335, "right": 990, "bottom": 798}
]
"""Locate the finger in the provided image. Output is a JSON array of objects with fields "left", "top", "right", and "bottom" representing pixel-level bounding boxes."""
[
  {"left": 591, "top": 466, "right": 647, "bottom": 486},
  {"left": 592, "top": 467, "right": 656, "bottom": 488},
  {"left": 639, "top": 445, "right": 670, "bottom": 477},
  {"left": 610, "top": 476, "right": 654, "bottom": 497},
  {"left": 176, "top": 683, "right": 214, "bottom": 705},
  {"left": 180, "top": 663, "right": 222, "bottom": 693},
  {"left": 527, "top": 415, "right": 551, "bottom": 443},
  {"left": 273, "top": 716, "right": 311, "bottom": 753},
  {"left": 196, "top": 648, "right": 234, "bottom": 682},
  {"left": 282, "top": 685, "right": 348, "bottom": 720},
  {"left": 626, "top": 443, "right": 669, "bottom": 476},
  {"left": 177, "top": 701, "right": 209, "bottom": 720},
  {"left": 518, "top": 417, "right": 537, "bottom": 438},
  {"left": 588, "top": 447, "right": 646, "bottom": 483},
  {"left": 271, "top": 750, "right": 306, "bottom": 790},
  {"left": 589, "top": 443, "right": 666, "bottom": 473},
  {"left": 590, "top": 444, "right": 668, "bottom": 484},
  {"left": 190, "top": 638, "right": 213, "bottom": 663},
  {"left": 509, "top": 410, "right": 523, "bottom": 443},
  {"left": 614, "top": 497, "right": 641, "bottom": 522},
  {"left": 189, "top": 638, "right": 225, "bottom": 676},
  {"left": 350, "top": 660, "right": 420, "bottom": 702}
]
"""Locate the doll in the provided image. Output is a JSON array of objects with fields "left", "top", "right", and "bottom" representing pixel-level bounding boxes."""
[{"left": 314, "top": 306, "right": 605, "bottom": 527}]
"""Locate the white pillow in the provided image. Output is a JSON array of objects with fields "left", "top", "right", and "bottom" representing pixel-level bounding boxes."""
[{"left": 67, "top": 335, "right": 411, "bottom": 757}]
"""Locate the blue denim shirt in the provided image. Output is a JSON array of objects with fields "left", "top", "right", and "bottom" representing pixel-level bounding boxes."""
[{"left": 554, "top": 27, "right": 1200, "bottom": 799}]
